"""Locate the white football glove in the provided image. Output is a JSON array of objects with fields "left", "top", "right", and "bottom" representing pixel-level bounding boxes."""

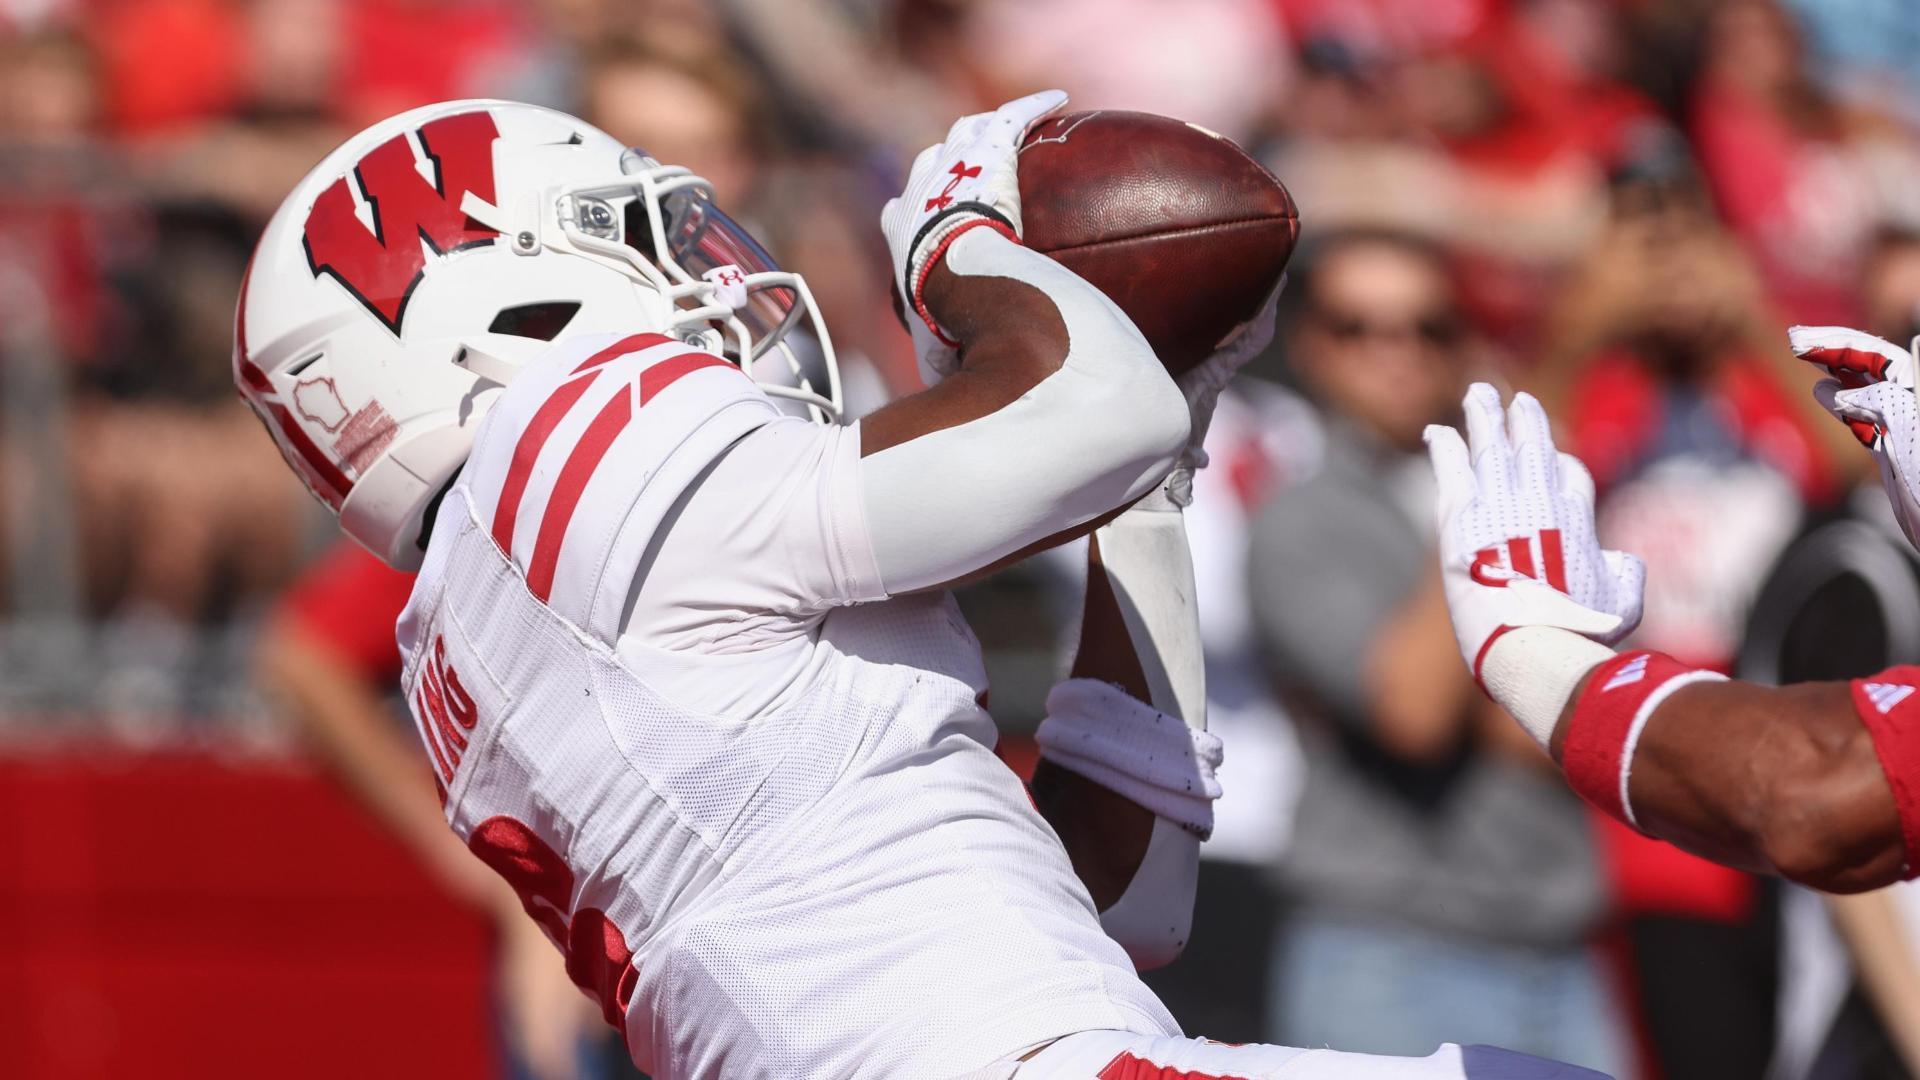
[
  {"left": 1424, "top": 384, "right": 1646, "bottom": 679},
  {"left": 881, "top": 90, "right": 1067, "bottom": 384},
  {"left": 1790, "top": 324, "right": 1920, "bottom": 551},
  {"left": 1147, "top": 277, "right": 1284, "bottom": 509}
]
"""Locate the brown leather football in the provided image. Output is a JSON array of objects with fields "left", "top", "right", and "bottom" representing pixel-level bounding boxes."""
[{"left": 1019, "top": 110, "right": 1299, "bottom": 376}]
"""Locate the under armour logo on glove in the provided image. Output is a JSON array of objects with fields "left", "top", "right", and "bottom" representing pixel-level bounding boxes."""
[
  {"left": 924, "top": 161, "right": 983, "bottom": 212},
  {"left": 1426, "top": 384, "right": 1646, "bottom": 676},
  {"left": 881, "top": 90, "right": 1067, "bottom": 370}
]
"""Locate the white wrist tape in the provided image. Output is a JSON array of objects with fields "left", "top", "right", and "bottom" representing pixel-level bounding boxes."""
[
  {"left": 1478, "top": 625, "right": 1618, "bottom": 749},
  {"left": 1036, "top": 678, "right": 1223, "bottom": 837}
]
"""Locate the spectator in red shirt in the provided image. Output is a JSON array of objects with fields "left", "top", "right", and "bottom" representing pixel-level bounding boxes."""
[
  {"left": 260, "top": 540, "right": 619, "bottom": 1080},
  {"left": 1534, "top": 140, "right": 1860, "bottom": 1078},
  {"left": 1690, "top": 0, "right": 1920, "bottom": 326}
]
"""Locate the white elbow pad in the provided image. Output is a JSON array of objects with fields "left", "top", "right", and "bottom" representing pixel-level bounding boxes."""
[
  {"left": 1036, "top": 680, "right": 1216, "bottom": 969},
  {"left": 1036, "top": 678, "right": 1223, "bottom": 838}
]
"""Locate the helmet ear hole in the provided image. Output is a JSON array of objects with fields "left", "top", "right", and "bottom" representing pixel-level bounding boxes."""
[{"left": 488, "top": 301, "right": 582, "bottom": 341}]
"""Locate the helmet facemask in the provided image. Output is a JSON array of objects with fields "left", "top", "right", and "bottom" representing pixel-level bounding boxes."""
[{"left": 552, "top": 150, "right": 841, "bottom": 422}]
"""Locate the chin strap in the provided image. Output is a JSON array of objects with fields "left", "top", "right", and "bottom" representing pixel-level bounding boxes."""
[{"left": 454, "top": 342, "right": 523, "bottom": 386}]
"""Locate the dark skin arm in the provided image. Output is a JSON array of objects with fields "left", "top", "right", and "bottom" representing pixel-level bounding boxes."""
[
  {"left": 860, "top": 261, "right": 1069, "bottom": 458},
  {"left": 868, "top": 258, "right": 1159, "bottom": 910},
  {"left": 1550, "top": 673, "right": 1905, "bottom": 893},
  {"left": 1029, "top": 535, "right": 1157, "bottom": 910},
  {"left": 859, "top": 261, "right": 1139, "bottom": 586}
]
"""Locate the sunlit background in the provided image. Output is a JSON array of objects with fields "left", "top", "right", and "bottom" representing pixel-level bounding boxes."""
[{"left": 6, "top": 0, "right": 1920, "bottom": 1077}]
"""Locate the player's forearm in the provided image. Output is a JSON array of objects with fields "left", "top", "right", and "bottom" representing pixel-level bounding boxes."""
[
  {"left": 1573, "top": 674, "right": 1905, "bottom": 892},
  {"left": 1484, "top": 627, "right": 1906, "bottom": 891},
  {"left": 856, "top": 230, "right": 1189, "bottom": 593},
  {"left": 1032, "top": 537, "right": 1160, "bottom": 908}
]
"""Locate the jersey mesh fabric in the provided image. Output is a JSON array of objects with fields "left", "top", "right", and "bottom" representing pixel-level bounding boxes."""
[{"left": 399, "top": 333, "right": 1174, "bottom": 1079}]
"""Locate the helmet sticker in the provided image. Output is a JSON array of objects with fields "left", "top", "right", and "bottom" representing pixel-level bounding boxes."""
[
  {"left": 293, "top": 377, "right": 351, "bottom": 432},
  {"left": 302, "top": 111, "right": 502, "bottom": 335}
]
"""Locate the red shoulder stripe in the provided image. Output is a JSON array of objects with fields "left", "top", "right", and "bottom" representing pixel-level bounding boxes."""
[
  {"left": 491, "top": 375, "right": 597, "bottom": 554},
  {"left": 526, "top": 389, "right": 635, "bottom": 602},
  {"left": 574, "top": 332, "right": 674, "bottom": 375},
  {"left": 640, "top": 351, "right": 733, "bottom": 402},
  {"left": 490, "top": 334, "right": 667, "bottom": 555}
]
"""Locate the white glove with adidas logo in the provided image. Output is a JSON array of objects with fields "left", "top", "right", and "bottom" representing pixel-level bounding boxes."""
[{"left": 1424, "top": 384, "right": 1646, "bottom": 681}]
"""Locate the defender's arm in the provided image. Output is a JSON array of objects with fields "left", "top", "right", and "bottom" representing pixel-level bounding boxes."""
[
  {"left": 1427, "top": 382, "right": 1912, "bottom": 894},
  {"left": 1505, "top": 640, "right": 1908, "bottom": 893}
]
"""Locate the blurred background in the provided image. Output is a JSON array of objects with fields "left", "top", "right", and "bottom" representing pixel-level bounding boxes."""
[{"left": 6, "top": 0, "right": 1920, "bottom": 1076}]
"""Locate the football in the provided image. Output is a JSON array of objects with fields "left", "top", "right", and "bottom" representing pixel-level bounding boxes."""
[{"left": 1019, "top": 110, "right": 1299, "bottom": 376}]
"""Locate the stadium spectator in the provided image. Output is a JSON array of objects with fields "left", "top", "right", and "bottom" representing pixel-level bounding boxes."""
[
  {"left": 1539, "top": 148, "right": 1845, "bottom": 667},
  {"left": 1533, "top": 144, "right": 1848, "bottom": 1079},
  {"left": 580, "top": 41, "right": 769, "bottom": 208},
  {"left": 1247, "top": 227, "right": 1627, "bottom": 1074},
  {"left": 1689, "top": 0, "right": 1920, "bottom": 325}
]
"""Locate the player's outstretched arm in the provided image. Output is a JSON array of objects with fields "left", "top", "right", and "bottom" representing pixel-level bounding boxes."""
[
  {"left": 1019, "top": 302, "right": 1276, "bottom": 968},
  {"left": 1549, "top": 666, "right": 1903, "bottom": 891},
  {"left": 1427, "top": 384, "right": 1911, "bottom": 893},
  {"left": 1029, "top": 497, "right": 1216, "bottom": 969},
  {"left": 853, "top": 93, "right": 1191, "bottom": 595}
]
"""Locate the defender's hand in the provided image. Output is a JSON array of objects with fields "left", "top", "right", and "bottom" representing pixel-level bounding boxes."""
[
  {"left": 882, "top": 90, "right": 1067, "bottom": 382},
  {"left": 1791, "top": 325, "right": 1920, "bottom": 550},
  {"left": 1424, "top": 384, "right": 1645, "bottom": 680},
  {"left": 1791, "top": 324, "right": 1916, "bottom": 443}
]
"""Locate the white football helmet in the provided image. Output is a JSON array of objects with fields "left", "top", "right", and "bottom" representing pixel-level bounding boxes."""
[{"left": 235, "top": 99, "right": 838, "bottom": 569}]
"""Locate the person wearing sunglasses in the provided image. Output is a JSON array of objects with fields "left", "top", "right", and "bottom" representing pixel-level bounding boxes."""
[{"left": 1246, "top": 228, "right": 1629, "bottom": 1075}]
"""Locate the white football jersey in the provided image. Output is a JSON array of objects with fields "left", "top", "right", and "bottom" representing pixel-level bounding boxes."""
[{"left": 396, "top": 332, "right": 1174, "bottom": 1079}]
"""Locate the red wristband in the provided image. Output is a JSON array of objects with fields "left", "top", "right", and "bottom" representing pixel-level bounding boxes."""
[
  {"left": 1849, "top": 667, "right": 1920, "bottom": 877},
  {"left": 1562, "top": 650, "right": 1717, "bottom": 828}
]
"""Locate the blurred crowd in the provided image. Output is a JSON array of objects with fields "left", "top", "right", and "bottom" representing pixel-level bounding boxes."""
[{"left": 9, "top": 0, "right": 1920, "bottom": 1077}]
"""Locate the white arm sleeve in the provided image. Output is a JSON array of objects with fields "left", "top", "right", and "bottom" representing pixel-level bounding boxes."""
[
  {"left": 856, "top": 228, "right": 1190, "bottom": 594},
  {"left": 1036, "top": 499, "right": 1216, "bottom": 969},
  {"left": 622, "top": 417, "right": 887, "bottom": 654}
]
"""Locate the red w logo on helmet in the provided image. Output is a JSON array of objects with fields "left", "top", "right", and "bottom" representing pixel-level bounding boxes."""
[{"left": 302, "top": 111, "right": 502, "bottom": 334}]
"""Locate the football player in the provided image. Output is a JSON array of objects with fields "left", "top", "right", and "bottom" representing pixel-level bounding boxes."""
[
  {"left": 1423, "top": 332, "right": 1920, "bottom": 897},
  {"left": 236, "top": 92, "right": 1601, "bottom": 1078}
]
